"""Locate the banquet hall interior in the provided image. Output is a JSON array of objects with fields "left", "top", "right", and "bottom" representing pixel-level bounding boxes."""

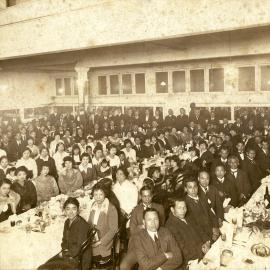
[{"left": 0, "top": 0, "right": 270, "bottom": 270}]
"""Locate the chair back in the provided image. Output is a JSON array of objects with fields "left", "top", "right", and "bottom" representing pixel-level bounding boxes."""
[{"left": 76, "top": 227, "right": 98, "bottom": 270}]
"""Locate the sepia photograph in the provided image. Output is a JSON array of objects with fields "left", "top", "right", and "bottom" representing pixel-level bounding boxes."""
[{"left": 0, "top": 0, "right": 270, "bottom": 269}]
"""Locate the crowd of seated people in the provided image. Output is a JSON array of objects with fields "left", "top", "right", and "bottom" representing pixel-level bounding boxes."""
[{"left": 0, "top": 105, "right": 270, "bottom": 270}]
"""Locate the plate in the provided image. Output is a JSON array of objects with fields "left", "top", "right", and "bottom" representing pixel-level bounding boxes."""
[{"left": 251, "top": 243, "right": 270, "bottom": 257}]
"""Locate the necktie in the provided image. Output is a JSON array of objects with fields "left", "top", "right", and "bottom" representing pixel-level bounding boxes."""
[{"left": 154, "top": 234, "right": 161, "bottom": 249}]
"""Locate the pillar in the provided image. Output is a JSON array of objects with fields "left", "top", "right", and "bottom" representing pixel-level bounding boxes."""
[{"left": 75, "top": 67, "right": 89, "bottom": 111}]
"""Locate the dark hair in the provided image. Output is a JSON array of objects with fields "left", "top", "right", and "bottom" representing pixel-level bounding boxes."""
[
  {"left": 93, "top": 146, "right": 103, "bottom": 154},
  {"left": 214, "top": 163, "right": 226, "bottom": 170},
  {"left": 91, "top": 183, "right": 108, "bottom": 198},
  {"left": 147, "top": 166, "right": 160, "bottom": 178},
  {"left": 6, "top": 167, "right": 16, "bottom": 175},
  {"left": 143, "top": 178, "right": 155, "bottom": 189},
  {"left": 143, "top": 207, "right": 159, "bottom": 219},
  {"left": 168, "top": 196, "right": 186, "bottom": 208},
  {"left": 184, "top": 177, "right": 198, "bottom": 187},
  {"left": 81, "top": 153, "right": 91, "bottom": 162},
  {"left": 55, "top": 142, "right": 65, "bottom": 152},
  {"left": 100, "top": 158, "right": 109, "bottom": 166},
  {"left": 116, "top": 167, "right": 128, "bottom": 178},
  {"left": 63, "top": 197, "right": 80, "bottom": 210},
  {"left": 0, "top": 178, "right": 12, "bottom": 187},
  {"left": 21, "top": 148, "right": 32, "bottom": 157},
  {"left": 124, "top": 139, "right": 132, "bottom": 147},
  {"left": 63, "top": 156, "right": 74, "bottom": 167},
  {"left": 198, "top": 170, "right": 210, "bottom": 177},
  {"left": 140, "top": 185, "right": 153, "bottom": 195},
  {"left": 15, "top": 166, "right": 29, "bottom": 176}
]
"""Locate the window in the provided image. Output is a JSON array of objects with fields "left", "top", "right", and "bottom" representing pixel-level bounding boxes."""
[
  {"left": 55, "top": 79, "right": 63, "bottom": 96},
  {"left": 238, "top": 66, "right": 255, "bottom": 91},
  {"left": 122, "top": 74, "right": 132, "bottom": 94},
  {"left": 190, "top": 69, "right": 204, "bottom": 92},
  {"left": 110, "top": 75, "right": 119, "bottom": 94},
  {"left": 172, "top": 71, "right": 185, "bottom": 92},
  {"left": 98, "top": 76, "right": 107, "bottom": 95},
  {"left": 261, "top": 65, "right": 270, "bottom": 91},
  {"left": 209, "top": 68, "right": 224, "bottom": 92},
  {"left": 135, "top": 73, "right": 145, "bottom": 94},
  {"left": 64, "top": 78, "right": 71, "bottom": 95},
  {"left": 156, "top": 72, "right": 168, "bottom": 93}
]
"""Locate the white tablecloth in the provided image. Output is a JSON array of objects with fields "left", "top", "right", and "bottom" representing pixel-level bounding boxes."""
[
  {"left": 0, "top": 194, "right": 93, "bottom": 270},
  {"left": 190, "top": 179, "right": 270, "bottom": 270}
]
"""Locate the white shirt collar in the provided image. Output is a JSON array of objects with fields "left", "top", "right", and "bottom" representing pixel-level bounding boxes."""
[{"left": 147, "top": 230, "right": 158, "bottom": 241}]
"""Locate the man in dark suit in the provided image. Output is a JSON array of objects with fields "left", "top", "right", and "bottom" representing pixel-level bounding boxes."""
[
  {"left": 176, "top": 108, "right": 188, "bottom": 131},
  {"left": 8, "top": 132, "right": 26, "bottom": 162},
  {"left": 166, "top": 197, "right": 210, "bottom": 265},
  {"left": 164, "top": 109, "right": 177, "bottom": 129},
  {"left": 184, "top": 178, "right": 219, "bottom": 243},
  {"left": 241, "top": 148, "right": 263, "bottom": 193},
  {"left": 256, "top": 140, "right": 270, "bottom": 177},
  {"left": 132, "top": 208, "right": 182, "bottom": 270},
  {"left": 212, "top": 164, "right": 238, "bottom": 208},
  {"left": 198, "top": 141, "right": 213, "bottom": 171},
  {"left": 121, "top": 186, "right": 166, "bottom": 270},
  {"left": 210, "top": 147, "right": 230, "bottom": 177},
  {"left": 133, "top": 136, "right": 144, "bottom": 160},
  {"left": 234, "top": 140, "right": 246, "bottom": 165},
  {"left": 227, "top": 156, "right": 251, "bottom": 206},
  {"left": 197, "top": 170, "right": 224, "bottom": 224},
  {"left": 130, "top": 186, "right": 165, "bottom": 235}
]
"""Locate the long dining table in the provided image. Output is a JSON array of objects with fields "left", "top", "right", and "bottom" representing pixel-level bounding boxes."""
[
  {"left": 0, "top": 192, "right": 93, "bottom": 270},
  {"left": 189, "top": 176, "right": 270, "bottom": 270}
]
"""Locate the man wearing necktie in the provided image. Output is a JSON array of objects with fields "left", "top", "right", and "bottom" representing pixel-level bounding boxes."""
[
  {"left": 121, "top": 186, "right": 165, "bottom": 270},
  {"left": 184, "top": 178, "right": 220, "bottom": 243},
  {"left": 241, "top": 148, "right": 263, "bottom": 192},
  {"left": 227, "top": 156, "right": 251, "bottom": 206},
  {"left": 166, "top": 197, "right": 211, "bottom": 266},
  {"left": 132, "top": 208, "right": 182, "bottom": 270}
]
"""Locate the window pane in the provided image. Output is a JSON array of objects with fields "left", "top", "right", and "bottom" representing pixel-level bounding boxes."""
[
  {"left": 110, "top": 75, "right": 119, "bottom": 94},
  {"left": 261, "top": 65, "right": 270, "bottom": 91},
  {"left": 73, "top": 77, "right": 78, "bottom": 95},
  {"left": 55, "top": 78, "right": 63, "bottom": 96},
  {"left": 172, "top": 71, "right": 185, "bottom": 92},
  {"left": 98, "top": 76, "right": 107, "bottom": 95},
  {"left": 156, "top": 72, "right": 168, "bottom": 93},
  {"left": 190, "top": 69, "right": 204, "bottom": 92},
  {"left": 209, "top": 68, "right": 224, "bottom": 92},
  {"left": 64, "top": 78, "right": 71, "bottom": 95},
  {"left": 238, "top": 66, "right": 255, "bottom": 91},
  {"left": 122, "top": 74, "right": 132, "bottom": 94},
  {"left": 135, "top": 73, "right": 145, "bottom": 94}
]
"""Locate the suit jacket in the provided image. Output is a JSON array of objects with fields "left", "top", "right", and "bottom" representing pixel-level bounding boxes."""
[
  {"left": 199, "top": 150, "right": 214, "bottom": 171},
  {"left": 8, "top": 140, "right": 26, "bottom": 162},
  {"left": 61, "top": 216, "right": 92, "bottom": 270},
  {"left": 88, "top": 202, "right": 118, "bottom": 257},
  {"left": 79, "top": 166, "right": 97, "bottom": 187},
  {"left": 185, "top": 195, "right": 218, "bottom": 242},
  {"left": 198, "top": 185, "right": 224, "bottom": 220},
  {"left": 133, "top": 227, "right": 183, "bottom": 270},
  {"left": 130, "top": 202, "right": 165, "bottom": 235},
  {"left": 210, "top": 158, "right": 229, "bottom": 176},
  {"left": 226, "top": 169, "right": 251, "bottom": 203},
  {"left": 133, "top": 144, "right": 144, "bottom": 160},
  {"left": 256, "top": 149, "right": 270, "bottom": 177},
  {"left": 176, "top": 115, "right": 189, "bottom": 131},
  {"left": 164, "top": 115, "right": 177, "bottom": 128},
  {"left": 165, "top": 213, "right": 203, "bottom": 263},
  {"left": 241, "top": 158, "right": 263, "bottom": 192},
  {"left": 211, "top": 176, "right": 238, "bottom": 207}
]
